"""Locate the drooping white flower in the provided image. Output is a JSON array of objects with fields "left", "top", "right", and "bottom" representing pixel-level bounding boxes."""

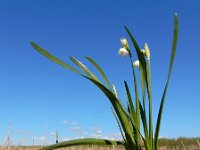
[
  {"left": 118, "top": 47, "right": 129, "bottom": 57},
  {"left": 120, "top": 38, "right": 128, "bottom": 48},
  {"left": 144, "top": 43, "right": 150, "bottom": 60},
  {"left": 133, "top": 60, "right": 140, "bottom": 68}
]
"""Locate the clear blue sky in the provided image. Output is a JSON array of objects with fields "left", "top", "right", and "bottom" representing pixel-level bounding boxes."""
[{"left": 0, "top": 0, "right": 200, "bottom": 146}]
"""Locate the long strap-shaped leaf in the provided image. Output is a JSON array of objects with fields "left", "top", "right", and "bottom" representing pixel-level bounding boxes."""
[
  {"left": 139, "top": 102, "right": 149, "bottom": 150},
  {"left": 154, "top": 14, "right": 178, "bottom": 150},
  {"left": 84, "top": 76, "right": 136, "bottom": 148},
  {"left": 31, "top": 42, "right": 80, "bottom": 74},
  {"left": 139, "top": 64, "right": 147, "bottom": 109},
  {"left": 124, "top": 80, "right": 139, "bottom": 147},
  {"left": 146, "top": 60, "right": 153, "bottom": 149},
  {"left": 124, "top": 81, "right": 136, "bottom": 121},
  {"left": 86, "top": 56, "right": 112, "bottom": 90},
  {"left": 127, "top": 106, "right": 146, "bottom": 148},
  {"left": 111, "top": 107, "right": 127, "bottom": 143},
  {"left": 128, "top": 47, "right": 142, "bottom": 146},
  {"left": 70, "top": 57, "right": 135, "bottom": 146},
  {"left": 124, "top": 26, "right": 146, "bottom": 74},
  {"left": 70, "top": 56, "right": 101, "bottom": 83},
  {"left": 125, "top": 27, "right": 148, "bottom": 145},
  {"left": 31, "top": 43, "right": 136, "bottom": 149},
  {"left": 39, "top": 138, "right": 123, "bottom": 150},
  {"left": 131, "top": 65, "right": 141, "bottom": 143}
]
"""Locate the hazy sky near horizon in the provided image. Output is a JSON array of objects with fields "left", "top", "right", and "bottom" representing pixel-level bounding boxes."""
[{"left": 0, "top": 0, "right": 200, "bottom": 145}]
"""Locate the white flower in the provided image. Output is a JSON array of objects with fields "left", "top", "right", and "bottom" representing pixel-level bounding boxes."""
[
  {"left": 133, "top": 60, "right": 140, "bottom": 68},
  {"left": 120, "top": 38, "right": 128, "bottom": 47},
  {"left": 144, "top": 43, "right": 150, "bottom": 60},
  {"left": 118, "top": 47, "right": 129, "bottom": 57}
]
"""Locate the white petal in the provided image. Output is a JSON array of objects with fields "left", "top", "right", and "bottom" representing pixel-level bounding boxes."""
[
  {"left": 133, "top": 60, "right": 140, "bottom": 68},
  {"left": 118, "top": 48, "right": 129, "bottom": 57},
  {"left": 120, "top": 38, "right": 128, "bottom": 47}
]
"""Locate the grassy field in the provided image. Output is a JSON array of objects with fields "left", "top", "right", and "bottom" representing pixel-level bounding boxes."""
[
  {"left": 0, "top": 144, "right": 200, "bottom": 150},
  {"left": 1, "top": 138, "right": 200, "bottom": 150},
  {"left": 1, "top": 146, "right": 123, "bottom": 150}
]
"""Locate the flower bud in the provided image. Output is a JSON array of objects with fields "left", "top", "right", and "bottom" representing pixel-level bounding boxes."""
[
  {"left": 112, "top": 83, "right": 118, "bottom": 98},
  {"left": 120, "top": 38, "right": 128, "bottom": 48},
  {"left": 141, "top": 49, "right": 145, "bottom": 54},
  {"left": 144, "top": 43, "right": 150, "bottom": 60}
]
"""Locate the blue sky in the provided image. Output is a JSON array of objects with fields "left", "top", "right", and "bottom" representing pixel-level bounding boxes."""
[{"left": 0, "top": 0, "right": 200, "bottom": 145}]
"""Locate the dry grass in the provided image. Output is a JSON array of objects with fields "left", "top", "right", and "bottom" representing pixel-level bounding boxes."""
[
  {"left": 1, "top": 138, "right": 200, "bottom": 150},
  {"left": 52, "top": 145, "right": 125, "bottom": 150},
  {"left": 158, "top": 137, "right": 200, "bottom": 149},
  {"left": 0, "top": 146, "right": 40, "bottom": 150},
  {"left": 1, "top": 145, "right": 200, "bottom": 150},
  {"left": 0, "top": 146, "right": 124, "bottom": 150}
]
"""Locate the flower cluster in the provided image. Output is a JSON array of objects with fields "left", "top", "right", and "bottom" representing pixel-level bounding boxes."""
[
  {"left": 118, "top": 38, "right": 130, "bottom": 57},
  {"left": 118, "top": 39, "right": 151, "bottom": 68}
]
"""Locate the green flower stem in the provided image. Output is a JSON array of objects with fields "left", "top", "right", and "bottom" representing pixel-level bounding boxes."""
[
  {"left": 146, "top": 59, "right": 153, "bottom": 149},
  {"left": 129, "top": 55, "right": 140, "bottom": 144}
]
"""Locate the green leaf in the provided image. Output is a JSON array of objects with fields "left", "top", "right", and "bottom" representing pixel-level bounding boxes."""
[
  {"left": 124, "top": 132, "right": 137, "bottom": 150},
  {"left": 83, "top": 76, "right": 136, "bottom": 147},
  {"left": 39, "top": 138, "right": 123, "bottom": 150},
  {"left": 124, "top": 26, "right": 146, "bottom": 71},
  {"left": 124, "top": 81, "right": 136, "bottom": 121},
  {"left": 127, "top": 108, "right": 146, "bottom": 149},
  {"left": 139, "top": 101, "right": 149, "bottom": 150},
  {"left": 86, "top": 56, "right": 112, "bottom": 90},
  {"left": 146, "top": 60, "right": 153, "bottom": 149},
  {"left": 70, "top": 56, "right": 100, "bottom": 82},
  {"left": 30, "top": 42, "right": 80, "bottom": 74},
  {"left": 154, "top": 14, "right": 179, "bottom": 150},
  {"left": 129, "top": 60, "right": 141, "bottom": 143},
  {"left": 139, "top": 64, "right": 146, "bottom": 108},
  {"left": 111, "top": 107, "right": 127, "bottom": 143},
  {"left": 124, "top": 27, "right": 147, "bottom": 145},
  {"left": 30, "top": 42, "right": 135, "bottom": 147}
]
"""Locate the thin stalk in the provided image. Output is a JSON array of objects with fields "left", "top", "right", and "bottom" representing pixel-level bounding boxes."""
[
  {"left": 146, "top": 60, "right": 153, "bottom": 149},
  {"left": 129, "top": 54, "right": 140, "bottom": 144},
  {"left": 196, "top": 140, "right": 200, "bottom": 148},
  {"left": 181, "top": 141, "right": 186, "bottom": 150},
  {"left": 140, "top": 66, "right": 146, "bottom": 118}
]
